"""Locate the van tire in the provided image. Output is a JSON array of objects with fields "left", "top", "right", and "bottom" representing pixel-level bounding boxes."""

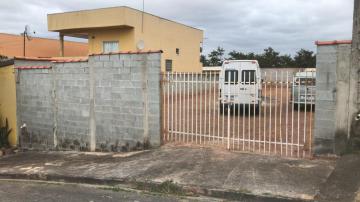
[
  {"left": 219, "top": 102, "right": 228, "bottom": 114},
  {"left": 255, "top": 105, "right": 260, "bottom": 115}
]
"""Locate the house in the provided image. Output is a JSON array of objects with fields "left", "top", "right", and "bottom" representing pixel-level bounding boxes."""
[
  {"left": 47, "top": 6, "right": 204, "bottom": 72},
  {"left": 0, "top": 33, "right": 88, "bottom": 58}
]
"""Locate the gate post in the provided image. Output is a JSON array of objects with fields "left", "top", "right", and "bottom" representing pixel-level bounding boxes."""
[{"left": 313, "top": 41, "right": 352, "bottom": 155}]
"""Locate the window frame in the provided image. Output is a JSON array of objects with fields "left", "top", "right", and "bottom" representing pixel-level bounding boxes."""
[
  {"left": 165, "top": 59, "right": 173, "bottom": 72},
  {"left": 103, "top": 41, "right": 119, "bottom": 53},
  {"left": 224, "top": 70, "right": 239, "bottom": 85},
  {"left": 241, "top": 70, "right": 256, "bottom": 85}
]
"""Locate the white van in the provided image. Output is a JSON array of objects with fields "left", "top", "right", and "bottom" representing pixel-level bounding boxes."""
[
  {"left": 291, "top": 71, "right": 316, "bottom": 109},
  {"left": 219, "top": 60, "right": 262, "bottom": 113}
]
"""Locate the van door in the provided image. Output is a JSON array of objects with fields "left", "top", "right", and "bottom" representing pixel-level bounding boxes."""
[
  {"left": 294, "top": 77, "right": 316, "bottom": 105},
  {"left": 239, "top": 70, "right": 257, "bottom": 105},
  {"left": 221, "top": 69, "right": 239, "bottom": 104}
]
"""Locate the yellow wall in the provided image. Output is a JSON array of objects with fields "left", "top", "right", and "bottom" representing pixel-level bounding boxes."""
[
  {"left": 48, "top": 7, "right": 204, "bottom": 72},
  {"left": 0, "top": 65, "right": 17, "bottom": 146},
  {"left": 88, "top": 27, "right": 135, "bottom": 53}
]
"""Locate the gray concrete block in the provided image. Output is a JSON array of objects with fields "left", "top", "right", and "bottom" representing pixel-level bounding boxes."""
[
  {"left": 316, "top": 90, "right": 335, "bottom": 101},
  {"left": 99, "top": 55, "right": 110, "bottom": 61},
  {"left": 109, "top": 54, "right": 120, "bottom": 61}
]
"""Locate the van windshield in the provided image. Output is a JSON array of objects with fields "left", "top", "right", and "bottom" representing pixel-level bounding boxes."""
[
  {"left": 225, "top": 70, "right": 239, "bottom": 84},
  {"left": 242, "top": 70, "right": 256, "bottom": 84}
]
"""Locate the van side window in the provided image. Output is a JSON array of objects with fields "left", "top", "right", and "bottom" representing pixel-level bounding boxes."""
[
  {"left": 225, "top": 70, "right": 239, "bottom": 84},
  {"left": 242, "top": 70, "right": 256, "bottom": 84}
]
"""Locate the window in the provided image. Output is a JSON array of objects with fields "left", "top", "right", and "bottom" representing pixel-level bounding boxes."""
[
  {"left": 103, "top": 41, "right": 119, "bottom": 53},
  {"left": 224, "top": 70, "right": 239, "bottom": 84},
  {"left": 176, "top": 48, "right": 180, "bottom": 55},
  {"left": 241, "top": 70, "right": 256, "bottom": 84},
  {"left": 165, "top": 59, "right": 173, "bottom": 72}
]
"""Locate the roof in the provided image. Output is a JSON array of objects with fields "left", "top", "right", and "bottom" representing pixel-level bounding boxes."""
[
  {"left": 315, "top": 40, "right": 352, "bottom": 46},
  {"left": 15, "top": 65, "right": 52, "bottom": 70},
  {"left": 14, "top": 56, "right": 88, "bottom": 63},
  {"left": 0, "top": 33, "right": 88, "bottom": 58},
  {"left": 48, "top": 6, "right": 203, "bottom": 32},
  {"left": 89, "top": 50, "right": 163, "bottom": 56}
]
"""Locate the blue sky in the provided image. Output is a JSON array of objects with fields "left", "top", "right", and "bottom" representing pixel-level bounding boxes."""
[{"left": 0, "top": 0, "right": 354, "bottom": 55}]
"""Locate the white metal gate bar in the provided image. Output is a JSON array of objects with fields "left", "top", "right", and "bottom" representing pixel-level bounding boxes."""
[{"left": 161, "top": 70, "right": 315, "bottom": 158}]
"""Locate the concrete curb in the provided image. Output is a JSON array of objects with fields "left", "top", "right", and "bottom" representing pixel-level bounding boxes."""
[{"left": 0, "top": 173, "right": 310, "bottom": 202}]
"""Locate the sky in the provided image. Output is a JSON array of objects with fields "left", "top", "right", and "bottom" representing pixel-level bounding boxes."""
[{"left": 0, "top": 0, "right": 354, "bottom": 56}]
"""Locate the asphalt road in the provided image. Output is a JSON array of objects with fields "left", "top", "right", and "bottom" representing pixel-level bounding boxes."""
[{"left": 0, "top": 180, "right": 210, "bottom": 202}]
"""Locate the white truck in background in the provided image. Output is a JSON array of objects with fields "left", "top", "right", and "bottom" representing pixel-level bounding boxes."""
[{"left": 219, "top": 60, "right": 262, "bottom": 114}]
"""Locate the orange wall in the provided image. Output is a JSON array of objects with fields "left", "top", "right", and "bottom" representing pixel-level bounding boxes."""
[{"left": 0, "top": 33, "right": 88, "bottom": 58}]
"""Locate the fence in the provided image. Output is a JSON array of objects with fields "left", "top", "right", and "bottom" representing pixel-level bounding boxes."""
[{"left": 161, "top": 71, "right": 316, "bottom": 158}]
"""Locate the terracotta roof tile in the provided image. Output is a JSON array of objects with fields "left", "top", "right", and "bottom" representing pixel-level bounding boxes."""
[
  {"left": 315, "top": 40, "right": 352, "bottom": 46},
  {"left": 89, "top": 50, "right": 163, "bottom": 56},
  {"left": 14, "top": 56, "right": 88, "bottom": 63},
  {"left": 51, "top": 57, "right": 88, "bottom": 63},
  {"left": 15, "top": 65, "right": 51, "bottom": 70}
]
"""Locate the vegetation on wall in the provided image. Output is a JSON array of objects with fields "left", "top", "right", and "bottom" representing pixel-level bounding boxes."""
[
  {"left": 0, "top": 54, "right": 8, "bottom": 61},
  {"left": 201, "top": 46, "right": 316, "bottom": 68},
  {"left": 0, "top": 116, "right": 11, "bottom": 148}
]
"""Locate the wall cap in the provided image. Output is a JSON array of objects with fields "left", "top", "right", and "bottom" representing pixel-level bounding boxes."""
[{"left": 315, "top": 40, "right": 352, "bottom": 46}]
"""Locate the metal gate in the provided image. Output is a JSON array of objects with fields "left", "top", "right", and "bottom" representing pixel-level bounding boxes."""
[{"left": 161, "top": 71, "right": 315, "bottom": 158}]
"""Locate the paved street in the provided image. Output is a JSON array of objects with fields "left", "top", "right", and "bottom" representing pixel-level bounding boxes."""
[
  {"left": 0, "top": 180, "right": 204, "bottom": 202},
  {"left": 0, "top": 146, "right": 335, "bottom": 201}
]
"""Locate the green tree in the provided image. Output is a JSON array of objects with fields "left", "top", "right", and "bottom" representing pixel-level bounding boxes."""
[
  {"left": 200, "top": 54, "right": 209, "bottom": 66},
  {"left": 259, "top": 47, "right": 281, "bottom": 67},
  {"left": 228, "top": 50, "right": 248, "bottom": 60},
  {"left": 294, "top": 49, "right": 316, "bottom": 68},
  {"left": 279, "top": 54, "right": 295, "bottom": 67},
  {"left": 208, "top": 47, "right": 225, "bottom": 66}
]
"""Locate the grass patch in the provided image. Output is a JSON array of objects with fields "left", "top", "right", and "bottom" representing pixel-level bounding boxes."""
[{"left": 134, "top": 180, "right": 186, "bottom": 196}]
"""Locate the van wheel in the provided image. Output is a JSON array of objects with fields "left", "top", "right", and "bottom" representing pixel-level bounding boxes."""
[{"left": 255, "top": 105, "right": 260, "bottom": 115}]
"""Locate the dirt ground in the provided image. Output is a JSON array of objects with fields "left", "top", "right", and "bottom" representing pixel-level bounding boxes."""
[{"left": 162, "top": 82, "right": 315, "bottom": 158}]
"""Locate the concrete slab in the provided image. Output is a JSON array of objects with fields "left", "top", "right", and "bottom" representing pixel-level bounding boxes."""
[
  {"left": 315, "top": 153, "right": 360, "bottom": 202},
  {"left": 0, "top": 145, "right": 335, "bottom": 201}
]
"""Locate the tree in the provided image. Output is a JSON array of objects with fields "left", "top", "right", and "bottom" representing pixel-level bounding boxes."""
[
  {"left": 294, "top": 49, "right": 316, "bottom": 68},
  {"left": 200, "top": 54, "right": 209, "bottom": 66},
  {"left": 259, "top": 47, "right": 281, "bottom": 67},
  {"left": 208, "top": 47, "right": 225, "bottom": 66},
  {"left": 228, "top": 50, "right": 248, "bottom": 60},
  {"left": 206, "top": 46, "right": 315, "bottom": 68},
  {"left": 279, "top": 54, "right": 295, "bottom": 67}
]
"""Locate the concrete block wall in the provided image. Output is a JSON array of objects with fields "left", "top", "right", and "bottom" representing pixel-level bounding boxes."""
[
  {"left": 15, "top": 60, "right": 55, "bottom": 149},
  {"left": 15, "top": 52, "right": 162, "bottom": 152},
  {"left": 314, "top": 44, "right": 352, "bottom": 154},
  {"left": 90, "top": 53, "right": 161, "bottom": 151},
  {"left": 54, "top": 62, "right": 91, "bottom": 150}
]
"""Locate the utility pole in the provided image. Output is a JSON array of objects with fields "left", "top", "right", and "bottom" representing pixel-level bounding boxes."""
[
  {"left": 142, "top": 0, "right": 144, "bottom": 33},
  {"left": 23, "top": 30, "right": 26, "bottom": 57}
]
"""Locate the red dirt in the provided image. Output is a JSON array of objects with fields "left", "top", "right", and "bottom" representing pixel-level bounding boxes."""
[{"left": 162, "top": 82, "right": 314, "bottom": 158}]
